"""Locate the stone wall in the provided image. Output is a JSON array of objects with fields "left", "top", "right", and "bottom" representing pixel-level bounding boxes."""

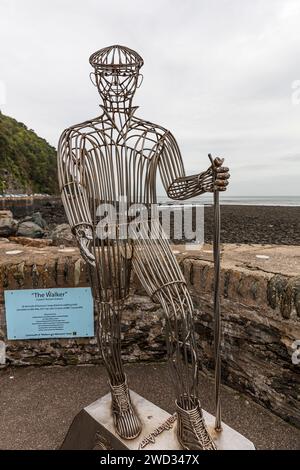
[
  {"left": 0, "top": 196, "right": 62, "bottom": 219},
  {"left": 0, "top": 240, "right": 299, "bottom": 428},
  {"left": 181, "top": 255, "right": 300, "bottom": 429},
  {"left": 0, "top": 196, "right": 64, "bottom": 228}
]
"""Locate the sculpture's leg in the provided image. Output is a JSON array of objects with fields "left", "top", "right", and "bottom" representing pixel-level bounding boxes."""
[
  {"left": 94, "top": 299, "right": 141, "bottom": 439},
  {"left": 90, "top": 239, "right": 142, "bottom": 440},
  {"left": 158, "top": 283, "right": 216, "bottom": 450},
  {"left": 95, "top": 299, "right": 125, "bottom": 386},
  {"left": 132, "top": 221, "right": 216, "bottom": 450}
]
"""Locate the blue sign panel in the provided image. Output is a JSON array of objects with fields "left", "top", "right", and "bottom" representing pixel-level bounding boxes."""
[{"left": 4, "top": 287, "right": 94, "bottom": 340}]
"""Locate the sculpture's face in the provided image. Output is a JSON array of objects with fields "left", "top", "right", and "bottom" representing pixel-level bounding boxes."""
[{"left": 93, "top": 66, "right": 140, "bottom": 104}]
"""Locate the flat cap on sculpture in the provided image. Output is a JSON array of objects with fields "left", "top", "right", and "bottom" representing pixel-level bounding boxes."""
[{"left": 89, "top": 44, "right": 144, "bottom": 70}]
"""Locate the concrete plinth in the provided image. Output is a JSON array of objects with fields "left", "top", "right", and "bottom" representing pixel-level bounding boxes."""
[{"left": 61, "top": 390, "right": 255, "bottom": 450}]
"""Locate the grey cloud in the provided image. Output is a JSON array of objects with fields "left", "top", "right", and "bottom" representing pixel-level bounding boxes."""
[
  {"left": 280, "top": 154, "right": 300, "bottom": 162},
  {"left": 0, "top": 0, "right": 300, "bottom": 196}
]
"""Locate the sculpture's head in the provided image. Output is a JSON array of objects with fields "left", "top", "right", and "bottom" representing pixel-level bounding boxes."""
[{"left": 89, "top": 45, "right": 144, "bottom": 106}]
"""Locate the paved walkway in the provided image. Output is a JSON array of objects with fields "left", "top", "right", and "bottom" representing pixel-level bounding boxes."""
[{"left": 0, "top": 363, "right": 299, "bottom": 450}]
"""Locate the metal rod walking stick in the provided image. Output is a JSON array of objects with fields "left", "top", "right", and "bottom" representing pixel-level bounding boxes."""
[{"left": 208, "top": 153, "right": 222, "bottom": 432}]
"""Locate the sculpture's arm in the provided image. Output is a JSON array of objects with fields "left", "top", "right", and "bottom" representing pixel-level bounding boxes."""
[
  {"left": 57, "top": 129, "right": 95, "bottom": 266},
  {"left": 159, "top": 132, "right": 230, "bottom": 200}
]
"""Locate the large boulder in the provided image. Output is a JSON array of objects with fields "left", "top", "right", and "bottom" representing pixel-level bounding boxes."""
[
  {"left": 50, "top": 223, "right": 76, "bottom": 246},
  {"left": 16, "top": 221, "right": 45, "bottom": 238},
  {"left": 0, "top": 210, "right": 18, "bottom": 237},
  {"left": 22, "top": 212, "right": 47, "bottom": 229}
]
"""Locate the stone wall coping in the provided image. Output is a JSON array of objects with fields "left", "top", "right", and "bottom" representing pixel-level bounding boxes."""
[
  {"left": 174, "top": 243, "right": 300, "bottom": 278},
  {"left": 1, "top": 241, "right": 299, "bottom": 278}
]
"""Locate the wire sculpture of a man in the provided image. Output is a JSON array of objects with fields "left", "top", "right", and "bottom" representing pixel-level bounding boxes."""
[{"left": 58, "top": 45, "right": 230, "bottom": 450}]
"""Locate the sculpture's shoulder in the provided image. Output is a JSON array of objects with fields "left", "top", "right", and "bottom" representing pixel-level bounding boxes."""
[
  {"left": 58, "top": 115, "right": 106, "bottom": 152},
  {"left": 131, "top": 116, "right": 171, "bottom": 143}
]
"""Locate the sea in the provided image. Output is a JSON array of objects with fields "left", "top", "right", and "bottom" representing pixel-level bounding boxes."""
[
  {"left": 1, "top": 193, "right": 300, "bottom": 207},
  {"left": 157, "top": 195, "right": 300, "bottom": 207}
]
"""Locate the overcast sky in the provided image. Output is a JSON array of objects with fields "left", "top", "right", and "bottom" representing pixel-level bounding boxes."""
[{"left": 0, "top": 0, "right": 299, "bottom": 196}]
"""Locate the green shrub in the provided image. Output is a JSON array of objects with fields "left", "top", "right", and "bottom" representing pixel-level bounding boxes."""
[{"left": 0, "top": 111, "right": 58, "bottom": 194}]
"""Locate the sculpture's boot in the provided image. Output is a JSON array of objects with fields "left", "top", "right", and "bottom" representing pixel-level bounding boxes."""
[
  {"left": 176, "top": 398, "right": 217, "bottom": 450},
  {"left": 110, "top": 377, "right": 142, "bottom": 439}
]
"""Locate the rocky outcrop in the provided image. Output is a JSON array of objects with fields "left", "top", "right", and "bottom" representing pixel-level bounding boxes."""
[
  {"left": 50, "top": 223, "right": 75, "bottom": 247},
  {"left": 16, "top": 221, "right": 45, "bottom": 238},
  {"left": 21, "top": 212, "right": 47, "bottom": 229},
  {"left": 0, "top": 210, "right": 48, "bottom": 239},
  {"left": 0, "top": 210, "right": 18, "bottom": 237},
  {"left": 16, "top": 212, "right": 47, "bottom": 238}
]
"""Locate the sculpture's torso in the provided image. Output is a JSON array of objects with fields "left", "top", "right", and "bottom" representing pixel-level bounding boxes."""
[{"left": 69, "top": 109, "right": 167, "bottom": 213}]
